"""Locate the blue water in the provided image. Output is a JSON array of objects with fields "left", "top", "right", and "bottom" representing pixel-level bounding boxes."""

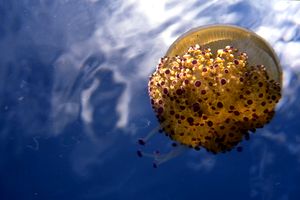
[{"left": 1, "top": 0, "right": 300, "bottom": 200}]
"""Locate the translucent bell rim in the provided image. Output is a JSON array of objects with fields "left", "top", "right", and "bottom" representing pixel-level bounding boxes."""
[{"left": 165, "top": 24, "right": 282, "bottom": 86}]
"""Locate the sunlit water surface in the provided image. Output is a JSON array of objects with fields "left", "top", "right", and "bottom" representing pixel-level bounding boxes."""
[{"left": 1, "top": 0, "right": 300, "bottom": 200}]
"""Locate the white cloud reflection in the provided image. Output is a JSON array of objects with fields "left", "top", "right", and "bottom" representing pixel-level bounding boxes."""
[{"left": 186, "top": 151, "right": 217, "bottom": 172}]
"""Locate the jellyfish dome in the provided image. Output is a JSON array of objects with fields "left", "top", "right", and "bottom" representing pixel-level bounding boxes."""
[{"left": 148, "top": 25, "right": 282, "bottom": 153}]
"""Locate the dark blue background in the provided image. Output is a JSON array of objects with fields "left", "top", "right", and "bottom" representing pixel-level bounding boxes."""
[{"left": 1, "top": 1, "right": 300, "bottom": 200}]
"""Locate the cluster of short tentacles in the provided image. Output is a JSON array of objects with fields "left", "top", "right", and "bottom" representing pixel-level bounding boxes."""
[{"left": 148, "top": 45, "right": 281, "bottom": 153}]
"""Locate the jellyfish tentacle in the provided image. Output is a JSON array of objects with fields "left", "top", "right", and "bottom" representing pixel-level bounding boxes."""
[
  {"left": 137, "top": 126, "right": 160, "bottom": 146},
  {"left": 153, "top": 145, "right": 187, "bottom": 167}
]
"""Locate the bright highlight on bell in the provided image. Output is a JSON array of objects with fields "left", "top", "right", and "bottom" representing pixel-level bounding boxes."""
[{"left": 139, "top": 25, "right": 282, "bottom": 166}]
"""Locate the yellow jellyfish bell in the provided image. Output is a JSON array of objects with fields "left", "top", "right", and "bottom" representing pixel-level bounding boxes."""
[{"left": 148, "top": 25, "right": 282, "bottom": 154}]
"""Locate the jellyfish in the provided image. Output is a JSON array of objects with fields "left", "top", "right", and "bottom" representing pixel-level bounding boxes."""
[{"left": 139, "top": 25, "right": 282, "bottom": 166}]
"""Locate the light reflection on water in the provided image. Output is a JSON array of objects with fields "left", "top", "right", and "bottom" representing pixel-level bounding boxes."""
[{"left": 1, "top": 0, "right": 300, "bottom": 199}]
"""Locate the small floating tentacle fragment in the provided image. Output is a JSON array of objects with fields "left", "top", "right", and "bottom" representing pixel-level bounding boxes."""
[
  {"left": 140, "top": 25, "right": 282, "bottom": 165},
  {"left": 137, "top": 145, "right": 186, "bottom": 167}
]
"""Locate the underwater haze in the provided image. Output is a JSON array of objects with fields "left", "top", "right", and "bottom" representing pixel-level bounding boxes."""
[{"left": 1, "top": 0, "right": 300, "bottom": 200}]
